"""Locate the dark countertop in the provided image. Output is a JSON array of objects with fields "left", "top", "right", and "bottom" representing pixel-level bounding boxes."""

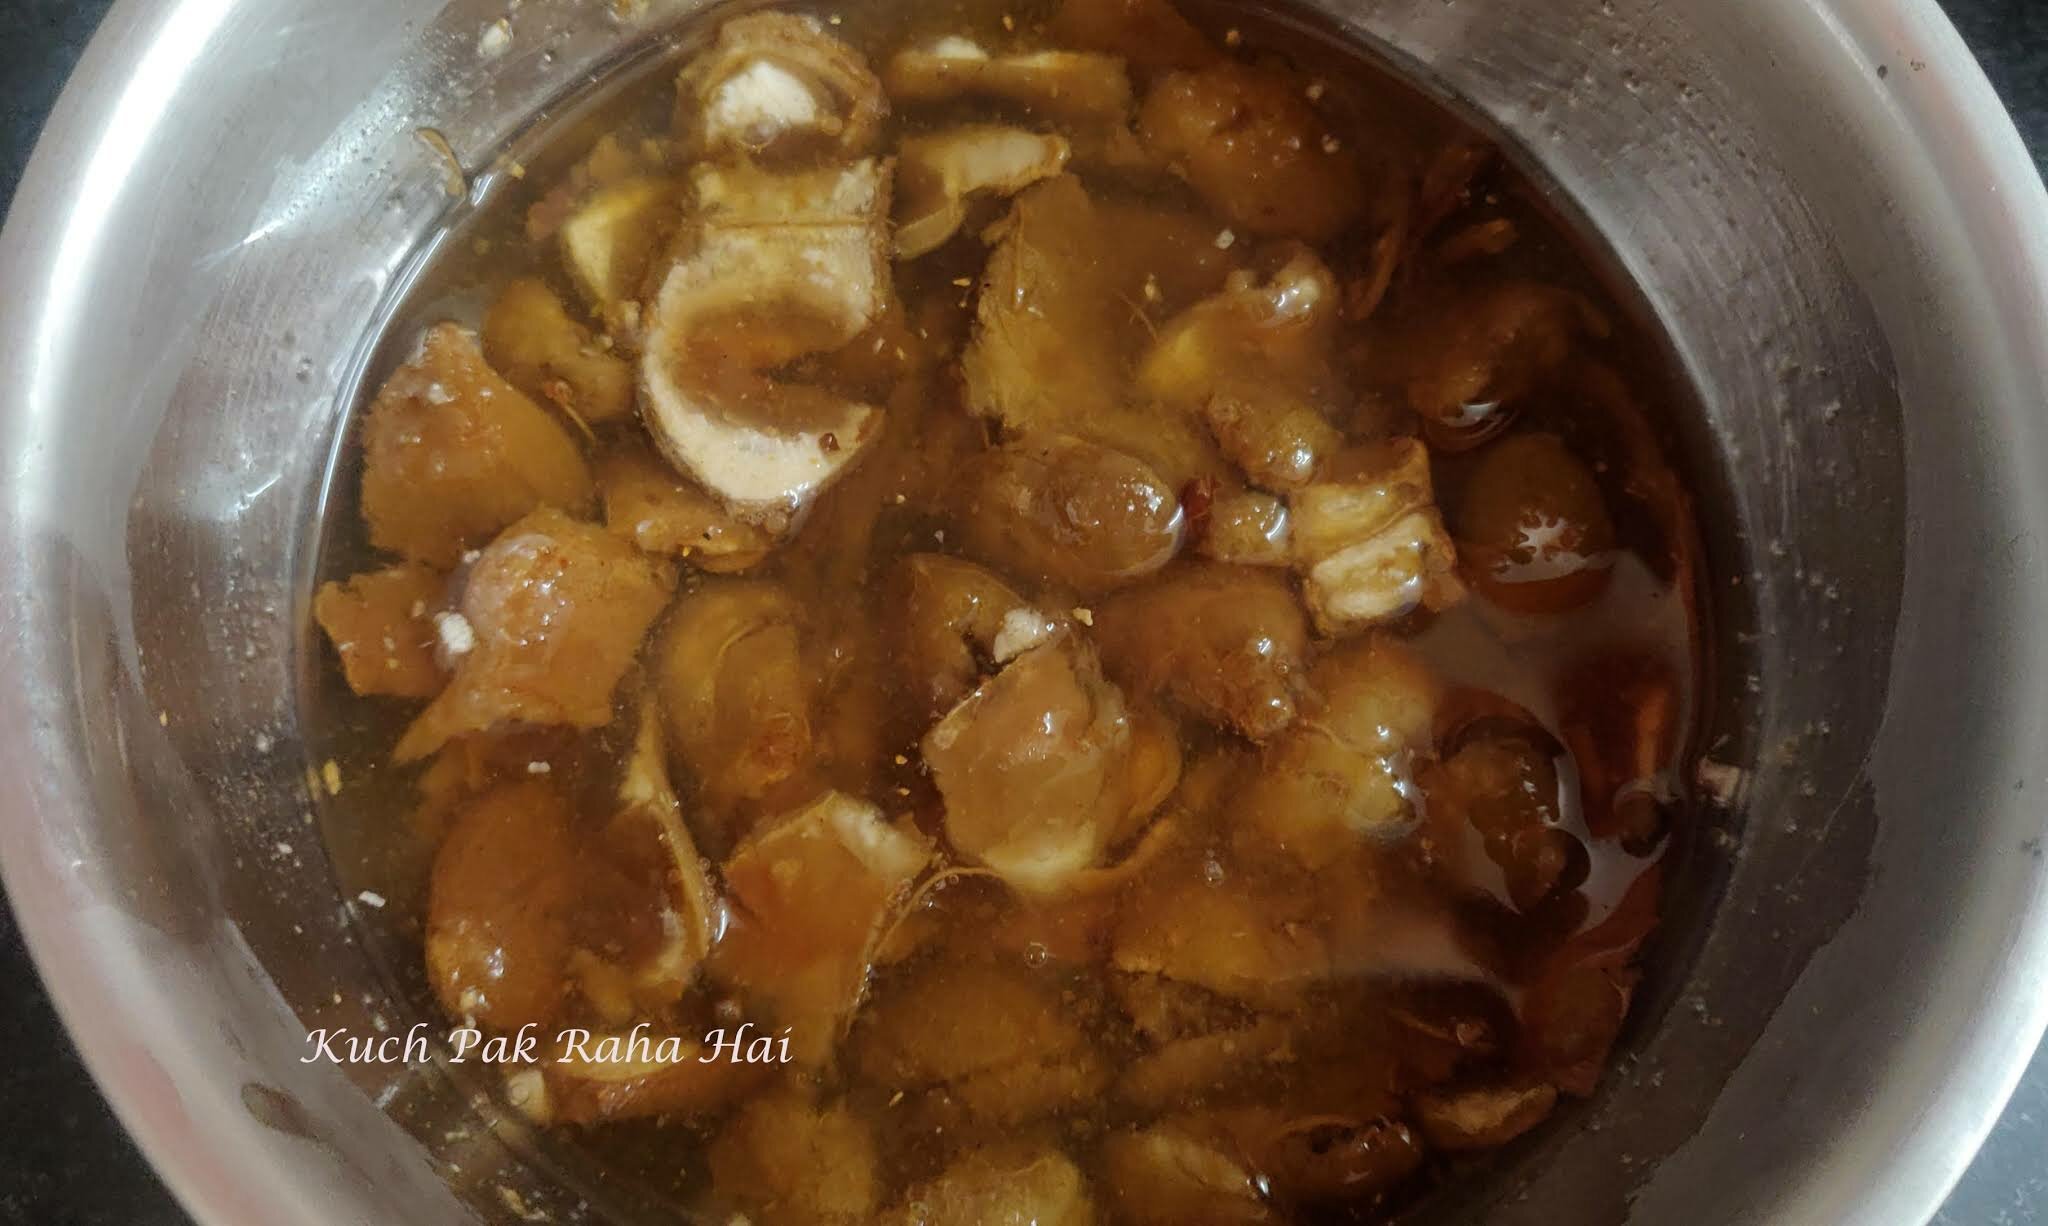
[{"left": 2, "top": 2, "right": 2045, "bottom": 1223}]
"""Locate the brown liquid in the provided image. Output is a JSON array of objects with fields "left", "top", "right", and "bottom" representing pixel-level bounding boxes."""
[{"left": 306, "top": 1, "right": 1707, "bottom": 1220}]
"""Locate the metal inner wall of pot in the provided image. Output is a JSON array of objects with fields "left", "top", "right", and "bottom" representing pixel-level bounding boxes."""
[{"left": 26, "top": 0, "right": 2025, "bottom": 1223}]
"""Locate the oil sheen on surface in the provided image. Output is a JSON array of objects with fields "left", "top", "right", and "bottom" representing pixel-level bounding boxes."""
[{"left": 307, "top": 0, "right": 1707, "bottom": 1220}]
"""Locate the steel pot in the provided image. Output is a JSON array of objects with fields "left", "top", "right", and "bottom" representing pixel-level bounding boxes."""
[{"left": 2, "top": 0, "right": 2046, "bottom": 1222}]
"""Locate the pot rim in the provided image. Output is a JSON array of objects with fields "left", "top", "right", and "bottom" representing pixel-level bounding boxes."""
[{"left": 1, "top": 1, "right": 2044, "bottom": 1224}]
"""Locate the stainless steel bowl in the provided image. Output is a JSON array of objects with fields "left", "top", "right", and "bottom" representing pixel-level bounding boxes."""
[{"left": 3, "top": 0, "right": 2046, "bottom": 1222}]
